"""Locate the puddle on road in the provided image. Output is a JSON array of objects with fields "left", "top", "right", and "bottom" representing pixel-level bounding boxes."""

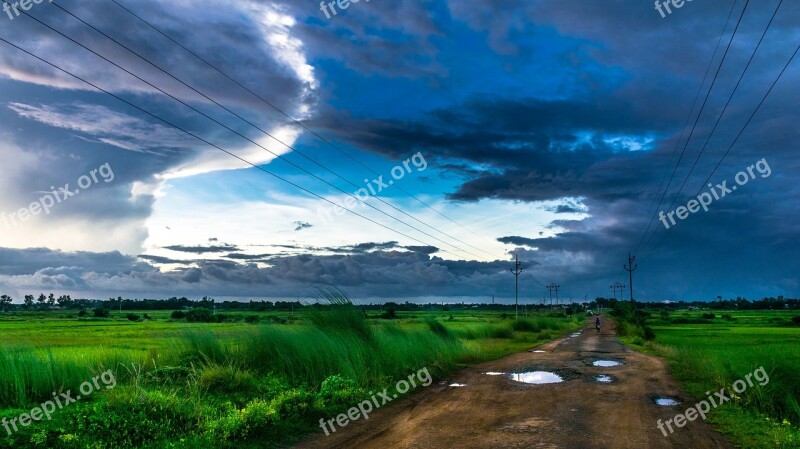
[
  {"left": 596, "top": 375, "right": 614, "bottom": 383},
  {"left": 592, "top": 360, "right": 622, "bottom": 367},
  {"left": 510, "top": 371, "right": 564, "bottom": 384},
  {"left": 652, "top": 396, "right": 680, "bottom": 406}
]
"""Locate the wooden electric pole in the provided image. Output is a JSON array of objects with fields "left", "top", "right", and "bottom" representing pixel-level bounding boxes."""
[
  {"left": 624, "top": 253, "right": 638, "bottom": 308},
  {"left": 510, "top": 254, "right": 523, "bottom": 319}
]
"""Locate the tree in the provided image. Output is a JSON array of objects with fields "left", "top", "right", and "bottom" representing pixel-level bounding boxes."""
[
  {"left": 36, "top": 294, "right": 47, "bottom": 309},
  {"left": 47, "top": 293, "right": 56, "bottom": 307},
  {"left": 57, "top": 295, "right": 72, "bottom": 308},
  {"left": 0, "top": 295, "right": 12, "bottom": 312},
  {"left": 23, "top": 295, "right": 34, "bottom": 309}
]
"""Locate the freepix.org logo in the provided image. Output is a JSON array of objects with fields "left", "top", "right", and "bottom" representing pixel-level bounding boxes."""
[
  {"left": 0, "top": 162, "right": 115, "bottom": 229},
  {"left": 659, "top": 158, "right": 771, "bottom": 230}
]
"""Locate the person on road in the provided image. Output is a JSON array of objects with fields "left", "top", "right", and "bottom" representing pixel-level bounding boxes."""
[{"left": 595, "top": 316, "right": 601, "bottom": 333}]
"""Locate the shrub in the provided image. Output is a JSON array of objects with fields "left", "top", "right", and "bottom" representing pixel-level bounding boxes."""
[
  {"left": 93, "top": 307, "right": 110, "bottom": 318},
  {"left": 77, "top": 310, "right": 87, "bottom": 317},
  {"left": 198, "top": 365, "right": 257, "bottom": 394},
  {"left": 319, "top": 375, "right": 364, "bottom": 408},
  {"left": 126, "top": 313, "right": 140, "bottom": 321},
  {"left": 186, "top": 308, "right": 214, "bottom": 323},
  {"left": 270, "top": 389, "right": 316, "bottom": 419},
  {"left": 244, "top": 315, "right": 260, "bottom": 324},
  {"left": 170, "top": 310, "right": 186, "bottom": 319},
  {"left": 791, "top": 316, "right": 800, "bottom": 326},
  {"left": 206, "top": 399, "right": 278, "bottom": 440},
  {"left": 701, "top": 313, "right": 716, "bottom": 320}
]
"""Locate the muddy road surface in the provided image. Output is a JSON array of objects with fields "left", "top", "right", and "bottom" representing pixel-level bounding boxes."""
[{"left": 294, "top": 318, "right": 733, "bottom": 449}]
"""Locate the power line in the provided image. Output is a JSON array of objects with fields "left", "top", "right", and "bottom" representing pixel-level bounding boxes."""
[
  {"left": 655, "top": 0, "right": 783, "bottom": 221},
  {"left": 641, "top": 38, "right": 800, "bottom": 263},
  {"left": 632, "top": 0, "right": 740, "bottom": 256},
  {"left": 108, "top": 0, "right": 493, "bottom": 248},
  {"left": 0, "top": 35, "right": 475, "bottom": 261},
  {"left": 19, "top": 7, "right": 489, "bottom": 261},
  {"left": 634, "top": 0, "right": 750, "bottom": 255},
  {"left": 36, "top": 3, "right": 495, "bottom": 262}
]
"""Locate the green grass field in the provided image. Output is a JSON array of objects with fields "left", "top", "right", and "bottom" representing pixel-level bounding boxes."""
[
  {"left": 0, "top": 303, "right": 581, "bottom": 448},
  {"left": 623, "top": 308, "right": 800, "bottom": 449}
]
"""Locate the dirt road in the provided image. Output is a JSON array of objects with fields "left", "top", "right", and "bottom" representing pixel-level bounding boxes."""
[{"left": 294, "top": 318, "right": 734, "bottom": 449}]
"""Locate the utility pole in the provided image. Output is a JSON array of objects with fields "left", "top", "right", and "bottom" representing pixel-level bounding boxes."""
[
  {"left": 546, "top": 283, "right": 559, "bottom": 309},
  {"left": 624, "top": 253, "right": 638, "bottom": 308},
  {"left": 610, "top": 282, "right": 625, "bottom": 300},
  {"left": 510, "top": 254, "right": 523, "bottom": 319}
]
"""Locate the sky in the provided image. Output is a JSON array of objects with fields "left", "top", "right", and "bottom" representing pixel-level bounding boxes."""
[{"left": 0, "top": 0, "right": 797, "bottom": 303}]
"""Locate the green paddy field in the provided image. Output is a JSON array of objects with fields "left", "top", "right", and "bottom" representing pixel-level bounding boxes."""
[
  {"left": 622, "top": 309, "right": 800, "bottom": 449},
  {"left": 0, "top": 305, "right": 581, "bottom": 448}
]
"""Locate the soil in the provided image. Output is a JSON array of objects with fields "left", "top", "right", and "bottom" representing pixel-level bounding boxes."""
[{"left": 293, "top": 318, "right": 734, "bottom": 449}]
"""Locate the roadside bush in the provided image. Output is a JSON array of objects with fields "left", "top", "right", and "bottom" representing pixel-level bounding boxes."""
[
  {"left": 205, "top": 399, "right": 278, "bottom": 441},
  {"left": 318, "top": 375, "right": 364, "bottom": 408},
  {"left": 270, "top": 388, "right": 316, "bottom": 419}
]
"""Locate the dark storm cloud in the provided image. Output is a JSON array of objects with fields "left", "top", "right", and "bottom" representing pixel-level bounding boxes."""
[
  {"left": 225, "top": 253, "right": 273, "bottom": 261},
  {"left": 137, "top": 255, "right": 188, "bottom": 265},
  {"left": 0, "top": 247, "right": 145, "bottom": 275},
  {"left": 403, "top": 245, "right": 440, "bottom": 255},
  {"left": 553, "top": 205, "right": 583, "bottom": 214}
]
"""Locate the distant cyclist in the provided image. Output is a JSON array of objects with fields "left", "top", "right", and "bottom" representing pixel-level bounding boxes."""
[{"left": 595, "top": 316, "right": 601, "bottom": 333}]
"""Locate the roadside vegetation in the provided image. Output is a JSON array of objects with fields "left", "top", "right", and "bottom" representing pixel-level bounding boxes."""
[
  {"left": 0, "top": 293, "right": 581, "bottom": 448},
  {"left": 618, "top": 307, "right": 800, "bottom": 449}
]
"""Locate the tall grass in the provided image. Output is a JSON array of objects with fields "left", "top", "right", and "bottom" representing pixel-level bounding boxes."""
[
  {"left": 181, "top": 302, "right": 465, "bottom": 388},
  {"left": 0, "top": 346, "right": 143, "bottom": 407}
]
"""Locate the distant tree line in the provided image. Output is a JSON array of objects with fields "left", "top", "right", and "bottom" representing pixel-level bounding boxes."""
[
  {"left": 591, "top": 296, "right": 800, "bottom": 310},
  {"left": 0, "top": 293, "right": 796, "bottom": 313},
  {"left": 0, "top": 294, "right": 303, "bottom": 312}
]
